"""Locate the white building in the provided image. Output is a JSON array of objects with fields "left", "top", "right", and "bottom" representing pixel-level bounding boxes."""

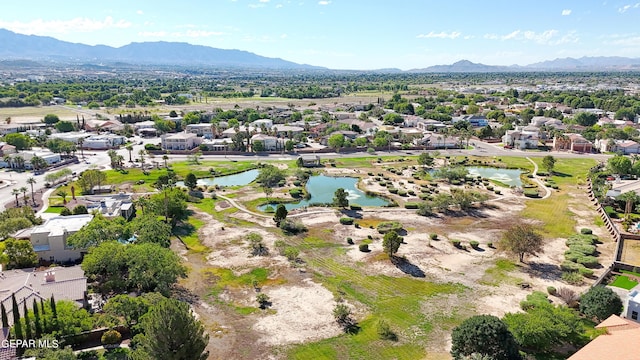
[
  {"left": 82, "top": 134, "right": 127, "bottom": 149},
  {"left": 251, "top": 134, "right": 282, "bottom": 151},
  {"left": 502, "top": 126, "right": 539, "bottom": 149},
  {"left": 84, "top": 193, "right": 135, "bottom": 220},
  {"left": 0, "top": 151, "right": 61, "bottom": 169},
  {"left": 161, "top": 132, "right": 202, "bottom": 151},
  {"left": 29, "top": 214, "right": 94, "bottom": 262},
  {"left": 48, "top": 132, "right": 91, "bottom": 145},
  {"left": 186, "top": 123, "right": 214, "bottom": 138},
  {"left": 625, "top": 287, "right": 640, "bottom": 322}
]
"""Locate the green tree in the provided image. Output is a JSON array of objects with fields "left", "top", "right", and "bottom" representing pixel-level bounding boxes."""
[
  {"left": 4, "top": 133, "right": 31, "bottom": 150},
  {"left": 573, "top": 112, "right": 598, "bottom": 126},
  {"left": 12, "top": 293, "right": 22, "bottom": 339},
  {"left": 327, "top": 134, "right": 345, "bottom": 151},
  {"left": 149, "top": 187, "right": 188, "bottom": 227},
  {"left": 54, "top": 121, "right": 75, "bottom": 133},
  {"left": 1, "top": 303, "right": 7, "bottom": 329},
  {"left": 417, "top": 152, "right": 434, "bottom": 168},
  {"left": 579, "top": 286, "right": 623, "bottom": 322},
  {"left": 3, "top": 238, "right": 37, "bottom": 269},
  {"left": 135, "top": 298, "right": 209, "bottom": 360},
  {"left": 82, "top": 242, "right": 186, "bottom": 296},
  {"left": 451, "top": 315, "right": 521, "bottom": 360},
  {"left": 43, "top": 114, "right": 60, "bottom": 125},
  {"left": 498, "top": 223, "right": 544, "bottom": 263},
  {"left": 129, "top": 215, "right": 172, "bottom": 247},
  {"left": 382, "top": 230, "right": 403, "bottom": 257},
  {"left": 504, "top": 303, "right": 580, "bottom": 351},
  {"left": 333, "top": 188, "right": 349, "bottom": 208},
  {"left": 67, "top": 214, "right": 129, "bottom": 249},
  {"left": 26, "top": 177, "right": 36, "bottom": 206},
  {"left": 103, "top": 293, "right": 164, "bottom": 328},
  {"left": 32, "top": 299, "right": 42, "bottom": 338},
  {"left": 608, "top": 154, "right": 633, "bottom": 175},
  {"left": 72, "top": 205, "right": 88, "bottom": 215},
  {"left": 184, "top": 173, "right": 198, "bottom": 190},
  {"left": 541, "top": 155, "right": 556, "bottom": 174},
  {"left": 273, "top": 204, "right": 288, "bottom": 226},
  {"left": 23, "top": 335, "right": 76, "bottom": 359},
  {"left": 23, "top": 301, "right": 32, "bottom": 340},
  {"left": 256, "top": 165, "right": 285, "bottom": 188}
]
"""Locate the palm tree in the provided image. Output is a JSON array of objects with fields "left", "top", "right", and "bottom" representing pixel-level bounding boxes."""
[
  {"left": 77, "top": 137, "right": 85, "bottom": 159},
  {"left": 30, "top": 156, "right": 47, "bottom": 173},
  {"left": 11, "top": 189, "right": 19, "bottom": 207},
  {"left": 12, "top": 156, "right": 24, "bottom": 170},
  {"left": 116, "top": 155, "right": 124, "bottom": 170},
  {"left": 138, "top": 149, "right": 146, "bottom": 169},
  {"left": 26, "top": 177, "right": 36, "bottom": 206},
  {"left": 126, "top": 145, "right": 134, "bottom": 162},
  {"left": 56, "top": 190, "right": 68, "bottom": 205},
  {"left": 107, "top": 150, "right": 118, "bottom": 169},
  {"left": 162, "top": 155, "right": 169, "bottom": 168},
  {"left": 19, "top": 186, "right": 28, "bottom": 206},
  {"left": 3, "top": 155, "right": 11, "bottom": 168}
]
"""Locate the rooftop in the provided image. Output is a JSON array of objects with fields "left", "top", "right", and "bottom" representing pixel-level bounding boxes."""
[{"left": 31, "top": 214, "right": 93, "bottom": 237}]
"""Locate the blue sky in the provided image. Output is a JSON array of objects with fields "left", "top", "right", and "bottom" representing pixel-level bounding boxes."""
[{"left": 1, "top": 0, "right": 640, "bottom": 70}]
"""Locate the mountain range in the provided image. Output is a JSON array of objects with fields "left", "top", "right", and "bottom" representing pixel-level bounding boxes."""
[{"left": 1, "top": 28, "right": 640, "bottom": 72}]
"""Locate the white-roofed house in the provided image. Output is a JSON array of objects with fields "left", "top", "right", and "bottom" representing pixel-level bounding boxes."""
[{"left": 29, "top": 214, "right": 94, "bottom": 263}]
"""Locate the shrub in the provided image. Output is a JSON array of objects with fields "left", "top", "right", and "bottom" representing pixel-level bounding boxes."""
[
  {"left": 557, "top": 287, "right": 579, "bottom": 306},
  {"left": 279, "top": 219, "right": 307, "bottom": 234},
  {"left": 284, "top": 247, "right": 300, "bottom": 261},
  {"left": 350, "top": 204, "right": 362, "bottom": 210},
  {"left": 561, "top": 271, "right": 583, "bottom": 285},
  {"left": 451, "top": 239, "right": 462, "bottom": 248},
  {"left": 494, "top": 189, "right": 501, "bottom": 195},
  {"left": 577, "top": 256, "right": 599, "bottom": 268},
  {"left": 256, "top": 293, "right": 270, "bottom": 309},
  {"left": 346, "top": 237, "right": 354, "bottom": 245},
  {"left": 404, "top": 202, "right": 419, "bottom": 209},
  {"left": 289, "top": 188, "right": 303, "bottom": 198},
  {"left": 547, "top": 286, "right": 557, "bottom": 295},
  {"left": 523, "top": 189, "right": 539, "bottom": 198},
  {"left": 486, "top": 185, "right": 494, "bottom": 191},
  {"left": 579, "top": 267, "right": 594, "bottom": 277},
  {"left": 274, "top": 240, "right": 287, "bottom": 255},
  {"left": 568, "top": 243, "right": 596, "bottom": 256},
  {"left": 561, "top": 261, "right": 581, "bottom": 272},
  {"left": 293, "top": 180, "right": 302, "bottom": 186},
  {"left": 377, "top": 319, "right": 397, "bottom": 341},
  {"left": 469, "top": 240, "right": 480, "bottom": 249},
  {"left": 580, "top": 228, "right": 593, "bottom": 235},
  {"left": 398, "top": 190, "right": 408, "bottom": 197},
  {"left": 339, "top": 217, "right": 355, "bottom": 225},
  {"left": 430, "top": 233, "right": 438, "bottom": 240},
  {"left": 101, "top": 330, "right": 122, "bottom": 345},
  {"left": 580, "top": 286, "right": 623, "bottom": 321},
  {"left": 487, "top": 242, "right": 493, "bottom": 248},
  {"left": 377, "top": 221, "right": 403, "bottom": 234},
  {"left": 60, "top": 207, "right": 72, "bottom": 216},
  {"left": 388, "top": 188, "right": 399, "bottom": 194},
  {"left": 359, "top": 244, "right": 369, "bottom": 252}
]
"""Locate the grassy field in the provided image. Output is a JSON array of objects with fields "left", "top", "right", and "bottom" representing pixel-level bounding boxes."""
[
  {"left": 610, "top": 275, "right": 638, "bottom": 290},
  {"left": 0, "top": 106, "right": 80, "bottom": 121},
  {"left": 174, "top": 216, "right": 208, "bottom": 253}
]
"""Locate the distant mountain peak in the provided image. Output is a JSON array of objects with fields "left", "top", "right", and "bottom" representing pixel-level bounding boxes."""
[{"left": 0, "top": 28, "right": 324, "bottom": 70}]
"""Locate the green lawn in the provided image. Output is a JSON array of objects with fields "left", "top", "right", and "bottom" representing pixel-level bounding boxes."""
[
  {"left": 523, "top": 194, "right": 577, "bottom": 238},
  {"left": 174, "top": 217, "right": 207, "bottom": 253},
  {"left": 529, "top": 158, "right": 596, "bottom": 186},
  {"left": 610, "top": 275, "right": 638, "bottom": 290},
  {"left": 44, "top": 206, "right": 65, "bottom": 214}
]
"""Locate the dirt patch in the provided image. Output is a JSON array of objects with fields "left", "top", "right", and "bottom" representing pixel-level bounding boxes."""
[{"left": 252, "top": 278, "right": 342, "bottom": 345}]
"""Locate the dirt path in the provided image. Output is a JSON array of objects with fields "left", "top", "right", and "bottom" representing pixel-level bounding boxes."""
[{"left": 216, "top": 193, "right": 271, "bottom": 219}]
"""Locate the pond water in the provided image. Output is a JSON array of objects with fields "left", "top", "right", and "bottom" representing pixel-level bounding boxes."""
[
  {"left": 465, "top": 166, "right": 523, "bottom": 187},
  {"left": 259, "top": 175, "right": 389, "bottom": 211},
  {"left": 177, "top": 169, "right": 259, "bottom": 187}
]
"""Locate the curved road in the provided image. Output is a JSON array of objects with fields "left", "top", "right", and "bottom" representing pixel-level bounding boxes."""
[{"left": 526, "top": 157, "right": 552, "bottom": 200}]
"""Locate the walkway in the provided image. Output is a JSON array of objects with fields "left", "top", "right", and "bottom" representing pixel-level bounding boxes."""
[
  {"left": 215, "top": 193, "right": 272, "bottom": 219},
  {"left": 526, "top": 157, "right": 552, "bottom": 200}
]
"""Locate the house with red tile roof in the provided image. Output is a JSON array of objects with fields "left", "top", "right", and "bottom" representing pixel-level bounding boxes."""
[{"left": 568, "top": 315, "right": 640, "bottom": 359}]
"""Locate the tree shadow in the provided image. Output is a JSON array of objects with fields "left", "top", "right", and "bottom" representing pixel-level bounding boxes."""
[
  {"left": 524, "top": 261, "right": 562, "bottom": 280},
  {"left": 340, "top": 209, "right": 363, "bottom": 219},
  {"left": 391, "top": 256, "right": 426, "bottom": 278},
  {"left": 552, "top": 172, "right": 571, "bottom": 178}
]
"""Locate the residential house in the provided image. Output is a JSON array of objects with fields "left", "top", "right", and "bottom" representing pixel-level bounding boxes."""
[
  {"left": 414, "top": 133, "right": 460, "bottom": 148},
  {"left": 251, "top": 134, "right": 282, "bottom": 151},
  {"left": 221, "top": 126, "right": 257, "bottom": 138},
  {"left": 502, "top": 126, "right": 539, "bottom": 149},
  {"left": 84, "top": 119, "right": 124, "bottom": 133},
  {"left": 595, "top": 139, "right": 640, "bottom": 154},
  {"left": 530, "top": 116, "right": 557, "bottom": 127},
  {"left": 84, "top": 193, "right": 135, "bottom": 220},
  {"left": 605, "top": 178, "right": 640, "bottom": 198},
  {"left": 0, "top": 142, "right": 15, "bottom": 157},
  {"left": 201, "top": 138, "right": 231, "bottom": 152},
  {"left": 0, "top": 124, "right": 24, "bottom": 136},
  {"left": 416, "top": 119, "right": 447, "bottom": 132},
  {"left": 161, "top": 132, "right": 202, "bottom": 151},
  {"left": 1, "top": 151, "right": 61, "bottom": 169},
  {"left": 186, "top": 123, "right": 214, "bottom": 138},
  {"left": 48, "top": 131, "right": 91, "bottom": 145},
  {"left": 553, "top": 134, "right": 593, "bottom": 153},
  {"left": 625, "top": 287, "right": 640, "bottom": 322},
  {"left": 0, "top": 265, "right": 87, "bottom": 326},
  {"left": 252, "top": 119, "right": 273, "bottom": 129},
  {"left": 298, "top": 154, "right": 321, "bottom": 167},
  {"left": 461, "top": 115, "right": 488, "bottom": 127},
  {"left": 29, "top": 214, "right": 94, "bottom": 262},
  {"left": 567, "top": 315, "right": 640, "bottom": 360}
]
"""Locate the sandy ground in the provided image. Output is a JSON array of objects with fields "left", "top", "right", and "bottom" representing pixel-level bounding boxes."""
[
  {"left": 185, "top": 167, "right": 612, "bottom": 358},
  {"left": 252, "top": 278, "right": 342, "bottom": 345}
]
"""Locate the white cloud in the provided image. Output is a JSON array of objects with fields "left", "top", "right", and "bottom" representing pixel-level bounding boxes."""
[
  {"left": 318, "top": 1, "right": 331, "bottom": 5},
  {"left": 612, "top": 35, "right": 640, "bottom": 46},
  {"left": 259, "top": 0, "right": 270, "bottom": 2},
  {"left": 136, "top": 10, "right": 144, "bottom": 15},
  {"left": 280, "top": 33, "right": 288, "bottom": 38},
  {"left": 618, "top": 3, "right": 640, "bottom": 13},
  {"left": 416, "top": 31, "right": 461, "bottom": 39},
  {"left": 276, "top": 4, "right": 283, "bottom": 7},
  {"left": 0, "top": 16, "right": 131, "bottom": 35},
  {"left": 248, "top": 3, "right": 266, "bottom": 8},
  {"left": 561, "top": 9, "right": 572, "bottom": 15},
  {"left": 138, "top": 30, "right": 223, "bottom": 38},
  {"left": 484, "top": 29, "right": 563, "bottom": 45}
]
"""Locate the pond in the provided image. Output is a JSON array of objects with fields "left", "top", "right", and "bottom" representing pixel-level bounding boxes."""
[
  {"left": 177, "top": 169, "right": 259, "bottom": 187},
  {"left": 259, "top": 175, "right": 389, "bottom": 211},
  {"left": 465, "top": 166, "right": 523, "bottom": 187}
]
